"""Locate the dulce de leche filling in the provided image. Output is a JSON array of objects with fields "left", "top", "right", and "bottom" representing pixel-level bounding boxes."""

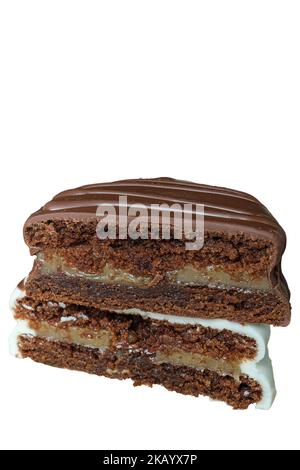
[
  {"left": 20, "top": 318, "right": 246, "bottom": 378},
  {"left": 29, "top": 320, "right": 111, "bottom": 350},
  {"left": 38, "top": 253, "right": 270, "bottom": 290},
  {"left": 154, "top": 351, "right": 242, "bottom": 379}
]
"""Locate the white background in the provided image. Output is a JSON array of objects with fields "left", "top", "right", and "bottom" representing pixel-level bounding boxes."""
[{"left": 0, "top": 1, "right": 299, "bottom": 450}]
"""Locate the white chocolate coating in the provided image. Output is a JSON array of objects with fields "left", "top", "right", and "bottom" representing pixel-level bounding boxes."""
[
  {"left": 9, "top": 320, "right": 36, "bottom": 357},
  {"left": 9, "top": 284, "right": 276, "bottom": 409}
]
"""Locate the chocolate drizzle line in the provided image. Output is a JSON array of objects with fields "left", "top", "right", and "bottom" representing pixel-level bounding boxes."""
[{"left": 25, "top": 177, "right": 285, "bottom": 246}]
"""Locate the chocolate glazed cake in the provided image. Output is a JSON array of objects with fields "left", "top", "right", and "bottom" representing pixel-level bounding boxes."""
[{"left": 10, "top": 178, "right": 291, "bottom": 409}]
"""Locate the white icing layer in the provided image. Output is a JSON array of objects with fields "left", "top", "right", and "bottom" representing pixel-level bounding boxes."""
[
  {"left": 21, "top": 304, "right": 34, "bottom": 311},
  {"left": 9, "top": 285, "right": 25, "bottom": 310},
  {"left": 241, "top": 354, "right": 276, "bottom": 410},
  {"left": 60, "top": 315, "right": 78, "bottom": 322},
  {"left": 9, "top": 320, "right": 36, "bottom": 358}
]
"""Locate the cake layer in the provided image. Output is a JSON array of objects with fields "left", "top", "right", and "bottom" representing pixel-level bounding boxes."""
[
  {"left": 34, "top": 237, "right": 276, "bottom": 283},
  {"left": 10, "top": 319, "right": 251, "bottom": 379},
  {"left": 25, "top": 267, "right": 290, "bottom": 325},
  {"left": 15, "top": 335, "right": 263, "bottom": 409},
  {"left": 11, "top": 287, "right": 262, "bottom": 362},
  {"left": 10, "top": 285, "right": 275, "bottom": 409}
]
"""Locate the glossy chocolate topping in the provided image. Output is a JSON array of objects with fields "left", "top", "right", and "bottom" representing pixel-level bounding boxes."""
[{"left": 24, "top": 177, "right": 286, "bottom": 250}]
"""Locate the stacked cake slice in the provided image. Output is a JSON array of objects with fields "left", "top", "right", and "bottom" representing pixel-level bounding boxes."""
[{"left": 10, "top": 178, "right": 291, "bottom": 409}]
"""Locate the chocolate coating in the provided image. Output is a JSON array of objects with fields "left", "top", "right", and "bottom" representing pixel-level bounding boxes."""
[{"left": 25, "top": 177, "right": 285, "bottom": 247}]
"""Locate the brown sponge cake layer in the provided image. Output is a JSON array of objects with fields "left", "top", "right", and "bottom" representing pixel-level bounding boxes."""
[
  {"left": 26, "top": 228, "right": 276, "bottom": 279},
  {"left": 25, "top": 268, "right": 290, "bottom": 325},
  {"left": 17, "top": 335, "right": 262, "bottom": 409},
  {"left": 14, "top": 297, "right": 257, "bottom": 362}
]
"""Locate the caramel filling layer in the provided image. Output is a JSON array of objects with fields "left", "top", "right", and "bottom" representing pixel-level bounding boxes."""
[
  {"left": 39, "top": 254, "right": 270, "bottom": 290},
  {"left": 155, "top": 351, "right": 241, "bottom": 379},
  {"left": 171, "top": 265, "right": 269, "bottom": 290},
  {"left": 40, "top": 255, "right": 152, "bottom": 287},
  {"left": 31, "top": 321, "right": 111, "bottom": 349},
  {"left": 21, "top": 320, "right": 243, "bottom": 377}
]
